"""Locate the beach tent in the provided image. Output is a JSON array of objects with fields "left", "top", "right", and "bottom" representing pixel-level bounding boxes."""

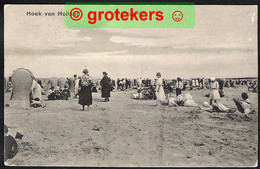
[
  {"left": 49, "top": 77, "right": 58, "bottom": 88},
  {"left": 58, "top": 77, "right": 67, "bottom": 88},
  {"left": 9, "top": 68, "right": 33, "bottom": 109}
]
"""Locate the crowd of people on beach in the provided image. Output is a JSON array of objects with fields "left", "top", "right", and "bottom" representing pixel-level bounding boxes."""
[
  {"left": 4, "top": 68, "right": 258, "bottom": 162},
  {"left": 5, "top": 67, "right": 257, "bottom": 114},
  {"left": 131, "top": 72, "right": 257, "bottom": 116}
]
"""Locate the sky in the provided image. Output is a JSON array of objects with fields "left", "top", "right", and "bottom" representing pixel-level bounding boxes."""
[{"left": 4, "top": 5, "right": 258, "bottom": 79}]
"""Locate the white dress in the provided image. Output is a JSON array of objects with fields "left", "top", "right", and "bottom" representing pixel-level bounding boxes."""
[
  {"left": 74, "top": 79, "right": 80, "bottom": 94},
  {"left": 137, "top": 78, "right": 142, "bottom": 87},
  {"left": 210, "top": 81, "right": 220, "bottom": 100},
  {"left": 31, "top": 79, "right": 42, "bottom": 101},
  {"left": 155, "top": 77, "right": 166, "bottom": 102}
]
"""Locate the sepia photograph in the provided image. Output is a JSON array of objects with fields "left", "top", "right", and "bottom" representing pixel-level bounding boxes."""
[{"left": 4, "top": 4, "right": 258, "bottom": 167}]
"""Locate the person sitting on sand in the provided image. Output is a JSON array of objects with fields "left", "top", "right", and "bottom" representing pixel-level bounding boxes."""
[
  {"left": 47, "top": 87, "right": 55, "bottom": 100},
  {"left": 54, "top": 86, "right": 61, "bottom": 100},
  {"left": 176, "top": 93, "right": 198, "bottom": 107},
  {"left": 4, "top": 125, "right": 18, "bottom": 161},
  {"left": 31, "top": 77, "right": 42, "bottom": 101},
  {"left": 233, "top": 92, "right": 252, "bottom": 115},
  {"left": 31, "top": 98, "right": 46, "bottom": 108},
  {"left": 209, "top": 77, "right": 220, "bottom": 106},
  {"left": 60, "top": 86, "right": 70, "bottom": 100},
  {"left": 247, "top": 80, "right": 258, "bottom": 93}
]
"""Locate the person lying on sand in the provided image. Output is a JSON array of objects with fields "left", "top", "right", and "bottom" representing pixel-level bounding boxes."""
[
  {"left": 168, "top": 93, "right": 198, "bottom": 107},
  {"left": 4, "top": 125, "right": 18, "bottom": 161},
  {"left": 31, "top": 98, "right": 46, "bottom": 108},
  {"left": 233, "top": 92, "right": 252, "bottom": 115},
  {"left": 202, "top": 101, "right": 236, "bottom": 113}
]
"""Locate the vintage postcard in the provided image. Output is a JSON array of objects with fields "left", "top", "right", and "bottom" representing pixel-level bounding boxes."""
[{"left": 4, "top": 4, "right": 258, "bottom": 167}]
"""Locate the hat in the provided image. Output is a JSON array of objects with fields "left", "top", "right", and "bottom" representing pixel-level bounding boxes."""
[
  {"left": 241, "top": 92, "right": 248, "bottom": 100},
  {"left": 210, "top": 77, "right": 216, "bottom": 81},
  {"left": 103, "top": 71, "right": 108, "bottom": 76},
  {"left": 83, "top": 69, "right": 89, "bottom": 74}
]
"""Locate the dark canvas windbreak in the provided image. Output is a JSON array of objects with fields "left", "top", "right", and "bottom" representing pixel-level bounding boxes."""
[
  {"left": 49, "top": 77, "right": 58, "bottom": 88},
  {"left": 68, "top": 77, "right": 75, "bottom": 94},
  {"left": 58, "top": 77, "right": 67, "bottom": 88},
  {"left": 42, "top": 79, "right": 52, "bottom": 93},
  {"left": 10, "top": 68, "right": 33, "bottom": 109}
]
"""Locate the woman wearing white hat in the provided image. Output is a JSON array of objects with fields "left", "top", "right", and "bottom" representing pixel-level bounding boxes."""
[{"left": 209, "top": 77, "right": 220, "bottom": 105}]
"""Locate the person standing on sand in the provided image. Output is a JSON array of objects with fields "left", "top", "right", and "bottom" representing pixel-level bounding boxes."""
[
  {"left": 176, "top": 77, "right": 183, "bottom": 96},
  {"left": 117, "top": 78, "right": 120, "bottom": 90},
  {"left": 78, "top": 69, "right": 93, "bottom": 111},
  {"left": 155, "top": 72, "right": 166, "bottom": 104},
  {"left": 100, "top": 71, "right": 111, "bottom": 102},
  {"left": 137, "top": 77, "right": 142, "bottom": 88},
  {"left": 74, "top": 77, "right": 80, "bottom": 98},
  {"left": 209, "top": 77, "right": 220, "bottom": 106}
]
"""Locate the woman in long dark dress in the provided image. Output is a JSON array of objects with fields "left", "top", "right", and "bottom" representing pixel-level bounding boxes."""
[
  {"left": 100, "top": 72, "right": 111, "bottom": 102},
  {"left": 78, "top": 69, "right": 92, "bottom": 111}
]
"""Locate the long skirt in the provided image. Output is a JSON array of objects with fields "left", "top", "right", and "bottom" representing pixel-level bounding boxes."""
[
  {"left": 155, "top": 86, "right": 166, "bottom": 102},
  {"left": 74, "top": 84, "right": 79, "bottom": 95},
  {"left": 101, "top": 85, "right": 111, "bottom": 98},
  {"left": 176, "top": 88, "right": 182, "bottom": 96},
  {"left": 210, "top": 89, "right": 220, "bottom": 100},
  {"left": 78, "top": 85, "right": 92, "bottom": 106}
]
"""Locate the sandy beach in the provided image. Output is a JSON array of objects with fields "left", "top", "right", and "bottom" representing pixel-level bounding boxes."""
[{"left": 4, "top": 85, "right": 258, "bottom": 167}]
